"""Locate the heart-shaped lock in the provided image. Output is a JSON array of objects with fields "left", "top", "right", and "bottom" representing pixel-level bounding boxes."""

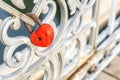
[
  {"left": 24, "top": 13, "right": 54, "bottom": 47},
  {"left": 30, "top": 24, "right": 54, "bottom": 47}
]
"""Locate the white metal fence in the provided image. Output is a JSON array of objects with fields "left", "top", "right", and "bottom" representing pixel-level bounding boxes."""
[{"left": 0, "top": 0, "right": 120, "bottom": 80}]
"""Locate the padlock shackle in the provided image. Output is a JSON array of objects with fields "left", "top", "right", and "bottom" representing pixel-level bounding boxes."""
[
  {"left": 24, "top": 13, "right": 42, "bottom": 33},
  {"left": 26, "top": 13, "right": 42, "bottom": 26}
]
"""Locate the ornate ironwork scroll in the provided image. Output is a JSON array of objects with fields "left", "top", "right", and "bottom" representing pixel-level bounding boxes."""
[{"left": 0, "top": 0, "right": 120, "bottom": 80}]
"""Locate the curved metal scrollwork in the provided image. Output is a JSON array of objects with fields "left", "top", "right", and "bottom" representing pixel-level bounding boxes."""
[
  {"left": 0, "top": 0, "right": 120, "bottom": 80},
  {"left": 0, "top": 0, "right": 67, "bottom": 80}
]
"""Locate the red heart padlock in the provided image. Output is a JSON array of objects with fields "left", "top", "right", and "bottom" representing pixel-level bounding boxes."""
[{"left": 30, "top": 24, "right": 54, "bottom": 47}]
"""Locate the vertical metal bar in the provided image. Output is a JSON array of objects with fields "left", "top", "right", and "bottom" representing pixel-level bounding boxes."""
[
  {"left": 108, "top": 0, "right": 116, "bottom": 34},
  {"left": 32, "top": 0, "right": 43, "bottom": 17},
  {"left": 90, "top": 0, "right": 100, "bottom": 50}
]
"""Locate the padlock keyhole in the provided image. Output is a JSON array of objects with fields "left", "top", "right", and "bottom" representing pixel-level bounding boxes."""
[{"left": 38, "top": 37, "right": 42, "bottom": 41}]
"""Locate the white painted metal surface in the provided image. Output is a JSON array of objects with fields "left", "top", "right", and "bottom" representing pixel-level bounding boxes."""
[{"left": 0, "top": 0, "right": 120, "bottom": 80}]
